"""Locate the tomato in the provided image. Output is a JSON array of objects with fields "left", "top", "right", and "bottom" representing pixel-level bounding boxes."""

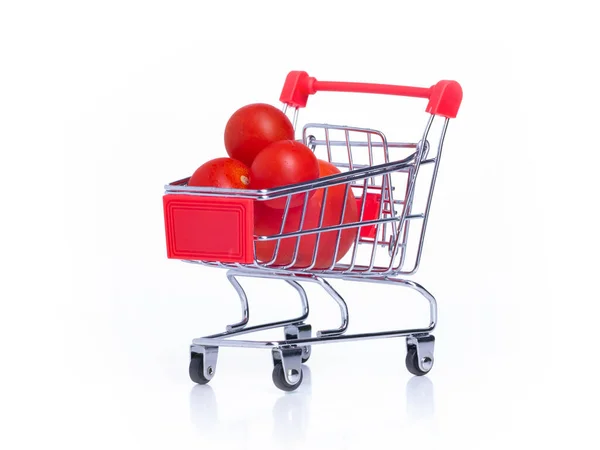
[
  {"left": 254, "top": 160, "right": 358, "bottom": 269},
  {"left": 250, "top": 140, "right": 319, "bottom": 209},
  {"left": 224, "top": 103, "right": 295, "bottom": 167},
  {"left": 188, "top": 157, "right": 250, "bottom": 189}
]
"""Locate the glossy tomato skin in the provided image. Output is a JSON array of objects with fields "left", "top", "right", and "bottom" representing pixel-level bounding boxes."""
[
  {"left": 188, "top": 157, "right": 250, "bottom": 189},
  {"left": 254, "top": 160, "right": 358, "bottom": 269},
  {"left": 224, "top": 103, "right": 295, "bottom": 167},
  {"left": 250, "top": 140, "right": 319, "bottom": 209}
]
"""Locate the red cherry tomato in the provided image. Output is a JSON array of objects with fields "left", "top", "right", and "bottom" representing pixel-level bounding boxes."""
[
  {"left": 250, "top": 140, "right": 319, "bottom": 209},
  {"left": 224, "top": 103, "right": 295, "bottom": 167},
  {"left": 254, "top": 160, "right": 358, "bottom": 269},
  {"left": 188, "top": 157, "right": 250, "bottom": 189}
]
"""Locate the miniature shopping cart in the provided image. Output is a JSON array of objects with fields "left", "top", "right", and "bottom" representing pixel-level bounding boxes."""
[{"left": 163, "top": 71, "right": 462, "bottom": 391}]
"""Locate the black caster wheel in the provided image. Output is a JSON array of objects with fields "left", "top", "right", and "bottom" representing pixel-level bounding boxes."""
[
  {"left": 405, "top": 347, "right": 433, "bottom": 376},
  {"left": 189, "top": 354, "right": 212, "bottom": 385},
  {"left": 272, "top": 363, "right": 303, "bottom": 392}
]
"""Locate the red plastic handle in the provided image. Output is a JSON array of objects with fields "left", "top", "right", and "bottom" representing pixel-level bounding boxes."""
[{"left": 279, "top": 71, "right": 462, "bottom": 118}]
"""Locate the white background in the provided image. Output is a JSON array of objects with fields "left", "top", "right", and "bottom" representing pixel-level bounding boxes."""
[{"left": 1, "top": 1, "right": 599, "bottom": 449}]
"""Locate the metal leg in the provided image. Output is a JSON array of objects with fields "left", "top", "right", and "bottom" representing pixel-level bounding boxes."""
[
  {"left": 284, "top": 280, "right": 310, "bottom": 318},
  {"left": 188, "top": 269, "right": 439, "bottom": 388},
  {"left": 193, "top": 274, "right": 436, "bottom": 349},
  {"left": 199, "top": 271, "right": 310, "bottom": 340},
  {"left": 225, "top": 271, "right": 249, "bottom": 332},
  {"left": 311, "top": 276, "right": 349, "bottom": 337},
  {"left": 225, "top": 271, "right": 311, "bottom": 333},
  {"left": 350, "top": 276, "right": 437, "bottom": 330}
]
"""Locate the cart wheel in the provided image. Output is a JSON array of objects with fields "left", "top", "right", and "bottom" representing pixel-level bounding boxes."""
[
  {"left": 272, "top": 363, "right": 303, "bottom": 392},
  {"left": 189, "top": 354, "right": 211, "bottom": 385},
  {"left": 405, "top": 347, "right": 433, "bottom": 376},
  {"left": 301, "top": 347, "right": 311, "bottom": 364}
]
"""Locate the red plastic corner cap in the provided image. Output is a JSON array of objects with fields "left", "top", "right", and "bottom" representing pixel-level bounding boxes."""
[
  {"left": 279, "top": 71, "right": 317, "bottom": 108},
  {"left": 426, "top": 80, "right": 463, "bottom": 118}
]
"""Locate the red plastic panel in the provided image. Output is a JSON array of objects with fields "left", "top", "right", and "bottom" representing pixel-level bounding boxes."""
[
  {"left": 163, "top": 195, "right": 254, "bottom": 263},
  {"left": 357, "top": 193, "right": 382, "bottom": 239}
]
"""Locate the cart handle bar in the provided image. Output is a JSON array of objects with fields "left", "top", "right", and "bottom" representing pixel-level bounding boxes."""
[{"left": 280, "top": 71, "right": 462, "bottom": 118}]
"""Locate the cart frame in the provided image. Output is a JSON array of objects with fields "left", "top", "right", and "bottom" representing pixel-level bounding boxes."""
[{"left": 163, "top": 71, "right": 462, "bottom": 390}]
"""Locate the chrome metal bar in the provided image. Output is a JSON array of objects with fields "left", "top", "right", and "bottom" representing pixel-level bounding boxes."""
[
  {"left": 212, "top": 270, "right": 349, "bottom": 338},
  {"left": 346, "top": 179, "right": 369, "bottom": 273},
  {"left": 257, "top": 216, "right": 401, "bottom": 241},
  {"left": 171, "top": 113, "right": 452, "bottom": 280},
  {"left": 307, "top": 134, "right": 317, "bottom": 151},
  {"left": 304, "top": 122, "right": 388, "bottom": 135},
  {"left": 389, "top": 206, "right": 410, "bottom": 272},
  {"left": 192, "top": 260, "right": 400, "bottom": 279},
  {"left": 186, "top": 255, "right": 421, "bottom": 278},
  {"left": 382, "top": 186, "right": 388, "bottom": 246},
  {"left": 367, "top": 174, "right": 389, "bottom": 271},
  {"left": 313, "top": 277, "right": 349, "bottom": 337},
  {"left": 344, "top": 129, "right": 354, "bottom": 171},
  {"left": 264, "top": 195, "right": 293, "bottom": 266},
  {"left": 193, "top": 327, "right": 433, "bottom": 349},
  {"left": 384, "top": 171, "right": 398, "bottom": 252},
  {"left": 225, "top": 271, "right": 249, "bottom": 332},
  {"left": 286, "top": 280, "right": 309, "bottom": 317},
  {"left": 206, "top": 270, "right": 310, "bottom": 339},
  {"left": 192, "top": 276, "right": 436, "bottom": 348},
  {"left": 327, "top": 183, "right": 350, "bottom": 271},
  {"left": 307, "top": 139, "right": 417, "bottom": 149},
  {"left": 325, "top": 127, "right": 333, "bottom": 162},
  {"left": 420, "top": 139, "right": 431, "bottom": 161},
  {"left": 367, "top": 132, "right": 376, "bottom": 185},
  {"left": 202, "top": 317, "right": 307, "bottom": 341},
  {"left": 166, "top": 155, "right": 417, "bottom": 198},
  {"left": 305, "top": 187, "right": 329, "bottom": 271},
  {"left": 390, "top": 166, "right": 414, "bottom": 272},
  {"left": 283, "top": 191, "right": 311, "bottom": 269},
  {"left": 403, "top": 118, "right": 450, "bottom": 275},
  {"left": 357, "top": 237, "right": 394, "bottom": 247},
  {"left": 292, "top": 107, "right": 299, "bottom": 131},
  {"left": 383, "top": 115, "right": 434, "bottom": 272}
]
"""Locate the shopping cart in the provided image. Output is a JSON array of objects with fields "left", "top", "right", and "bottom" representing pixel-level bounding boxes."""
[{"left": 163, "top": 71, "right": 462, "bottom": 391}]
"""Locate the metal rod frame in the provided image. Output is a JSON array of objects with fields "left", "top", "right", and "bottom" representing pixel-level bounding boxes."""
[
  {"left": 191, "top": 268, "right": 436, "bottom": 351},
  {"left": 181, "top": 109, "right": 448, "bottom": 357}
]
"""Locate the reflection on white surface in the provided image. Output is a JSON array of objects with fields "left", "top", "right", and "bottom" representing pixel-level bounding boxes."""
[
  {"left": 189, "top": 384, "right": 219, "bottom": 436},
  {"left": 272, "top": 365, "right": 312, "bottom": 446},
  {"left": 406, "top": 376, "right": 434, "bottom": 422},
  {"left": 189, "top": 365, "right": 313, "bottom": 444}
]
